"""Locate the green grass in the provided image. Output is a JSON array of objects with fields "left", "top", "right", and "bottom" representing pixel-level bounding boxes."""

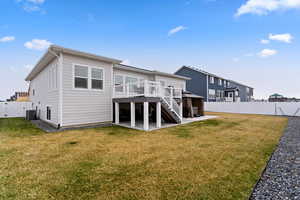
[
  {"left": 0, "top": 118, "right": 43, "bottom": 137},
  {"left": 0, "top": 113, "right": 287, "bottom": 200}
]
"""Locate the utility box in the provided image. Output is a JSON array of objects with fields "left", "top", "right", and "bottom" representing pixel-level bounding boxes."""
[{"left": 26, "top": 110, "right": 36, "bottom": 120}]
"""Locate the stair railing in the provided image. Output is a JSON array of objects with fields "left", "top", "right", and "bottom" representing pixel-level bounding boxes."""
[{"left": 161, "top": 86, "right": 182, "bottom": 121}]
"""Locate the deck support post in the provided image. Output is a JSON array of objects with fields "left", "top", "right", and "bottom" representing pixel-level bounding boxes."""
[
  {"left": 115, "top": 102, "right": 119, "bottom": 124},
  {"left": 156, "top": 101, "right": 161, "bottom": 128},
  {"left": 179, "top": 101, "right": 183, "bottom": 122},
  {"left": 144, "top": 102, "right": 149, "bottom": 130},
  {"left": 130, "top": 102, "right": 135, "bottom": 127}
]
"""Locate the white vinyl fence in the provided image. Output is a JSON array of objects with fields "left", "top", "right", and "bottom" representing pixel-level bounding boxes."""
[
  {"left": 205, "top": 102, "right": 300, "bottom": 117},
  {"left": 0, "top": 102, "right": 32, "bottom": 118}
]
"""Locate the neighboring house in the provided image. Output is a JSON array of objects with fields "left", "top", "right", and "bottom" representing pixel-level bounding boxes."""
[
  {"left": 7, "top": 92, "right": 29, "bottom": 102},
  {"left": 269, "top": 93, "right": 300, "bottom": 102},
  {"left": 175, "top": 66, "right": 254, "bottom": 102},
  {"left": 26, "top": 45, "right": 201, "bottom": 131}
]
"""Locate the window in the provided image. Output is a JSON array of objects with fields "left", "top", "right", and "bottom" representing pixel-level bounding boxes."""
[
  {"left": 125, "top": 77, "right": 138, "bottom": 93},
  {"left": 91, "top": 68, "right": 103, "bottom": 90},
  {"left": 235, "top": 90, "right": 239, "bottom": 96},
  {"left": 125, "top": 77, "right": 138, "bottom": 84},
  {"left": 160, "top": 81, "right": 165, "bottom": 87},
  {"left": 114, "top": 75, "right": 124, "bottom": 92},
  {"left": 74, "top": 65, "right": 88, "bottom": 89},
  {"left": 32, "top": 89, "right": 35, "bottom": 96},
  {"left": 210, "top": 76, "right": 215, "bottom": 84},
  {"left": 246, "top": 87, "right": 250, "bottom": 93},
  {"left": 227, "top": 81, "right": 230, "bottom": 87},
  {"left": 219, "top": 79, "right": 222, "bottom": 86},
  {"left": 46, "top": 106, "right": 51, "bottom": 121},
  {"left": 208, "top": 89, "right": 216, "bottom": 99},
  {"left": 216, "top": 90, "right": 223, "bottom": 98}
]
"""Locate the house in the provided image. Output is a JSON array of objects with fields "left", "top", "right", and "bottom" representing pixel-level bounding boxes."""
[
  {"left": 25, "top": 45, "right": 204, "bottom": 131},
  {"left": 7, "top": 92, "right": 29, "bottom": 102},
  {"left": 174, "top": 66, "right": 254, "bottom": 102},
  {"left": 269, "top": 93, "right": 300, "bottom": 102}
]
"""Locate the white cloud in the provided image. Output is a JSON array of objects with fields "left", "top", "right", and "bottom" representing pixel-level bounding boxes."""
[
  {"left": 235, "top": 0, "right": 300, "bottom": 16},
  {"left": 261, "top": 39, "right": 270, "bottom": 44},
  {"left": 23, "top": 5, "right": 41, "bottom": 12},
  {"left": 269, "top": 33, "right": 293, "bottom": 43},
  {"left": 168, "top": 26, "right": 187, "bottom": 36},
  {"left": 0, "top": 36, "right": 15, "bottom": 42},
  {"left": 27, "top": 0, "right": 45, "bottom": 4},
  {"left": 24, "top": 39, "right": 52, "bottom": 50},
  {"left": 17, "top": 0, "right": 46, "bottom": 13},
  {"left": 18, "top": 0, "right": 45, "bottom": 4},
  {"left": 258, "top": 49, "right": 278, "bottom": 57}
]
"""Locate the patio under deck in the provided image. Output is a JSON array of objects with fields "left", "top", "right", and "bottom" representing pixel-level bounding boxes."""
[{"left": 114, "top": 116, "right": 218, "bottom": 131}]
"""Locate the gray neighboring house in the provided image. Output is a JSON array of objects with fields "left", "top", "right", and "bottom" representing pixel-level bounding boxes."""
[{"left": 175, "top": 66, "right": 254, "bottom": 102}]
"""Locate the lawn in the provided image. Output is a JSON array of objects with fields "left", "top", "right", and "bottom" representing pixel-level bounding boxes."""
[{"left": 0, "top": 113, "right": 287, "bottom": 200}]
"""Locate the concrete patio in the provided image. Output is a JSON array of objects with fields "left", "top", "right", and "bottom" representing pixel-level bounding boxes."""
[{"left": 114, "top": 115, "right": 218, "bottom": 131}]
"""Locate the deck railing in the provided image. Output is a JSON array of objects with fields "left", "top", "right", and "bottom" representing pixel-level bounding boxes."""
[{"left": 113, "top": 80, "right": 182, "bottom": 99}]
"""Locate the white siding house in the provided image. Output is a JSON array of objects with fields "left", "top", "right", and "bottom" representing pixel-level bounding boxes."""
[
  {"left": 26, "top": 45, "right": 191, "bottom": 130},
  {"left": 29, "top": 58, "right": 60, "bottom": 126}
]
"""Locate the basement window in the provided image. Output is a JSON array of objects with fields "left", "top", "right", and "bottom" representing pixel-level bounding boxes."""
[{"left": 46, "top": 106, "right": 51, "bottom": 121}]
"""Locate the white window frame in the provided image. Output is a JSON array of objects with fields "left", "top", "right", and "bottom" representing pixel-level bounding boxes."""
[
  {"left": 219, "top": 79, "right": 222, "bottom": 86},
  {"left": 114, "top": 73, "right": 144, "bottom": 94},
  {"left": 208, "top": 89, "right": 216, "bottom": 99},
  {"left": 72, "top": 63, "right": 105, "bottom": 91},
  {"left": 114, "top": 74, "right": 125, "bottom": 93},
  {"left": 90, "top": 67, "right": 104, "bottom": 91},
  {"left": 210, "top": 76, "right": 215, "bottom": 84}
]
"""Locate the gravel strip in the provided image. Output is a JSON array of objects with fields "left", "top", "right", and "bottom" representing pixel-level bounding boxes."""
[{"left": 251, "top": 117, "right": 300, "bottom": 200}]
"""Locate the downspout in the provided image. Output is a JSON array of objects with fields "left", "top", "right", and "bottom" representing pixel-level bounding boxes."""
[{"left": 48, "top": 48, "right": 63, "bottom": 129}]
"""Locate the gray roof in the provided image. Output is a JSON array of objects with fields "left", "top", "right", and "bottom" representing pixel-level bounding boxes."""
[
  {"left": 26, "top": 45, "right": 122, "bottom": 81},
  {"left": 176, "top": 66, "right": 254, "bottom": 89},
  {"left": 182, "top": 93, "right": 204, "bottom": 99},
  {"left": 115, "top": 64, "right": 190, "bottom": 80},
  {"left": 182, "top": 91, "right": 204, "bottom": 99},
  {"left": 25, "top": 45, "right": 190, "bottom": 81}
]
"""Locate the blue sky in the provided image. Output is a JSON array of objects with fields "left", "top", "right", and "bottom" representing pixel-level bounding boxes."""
[{"left": 1, "top": 0, "right": 300, "bottom": 100}]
